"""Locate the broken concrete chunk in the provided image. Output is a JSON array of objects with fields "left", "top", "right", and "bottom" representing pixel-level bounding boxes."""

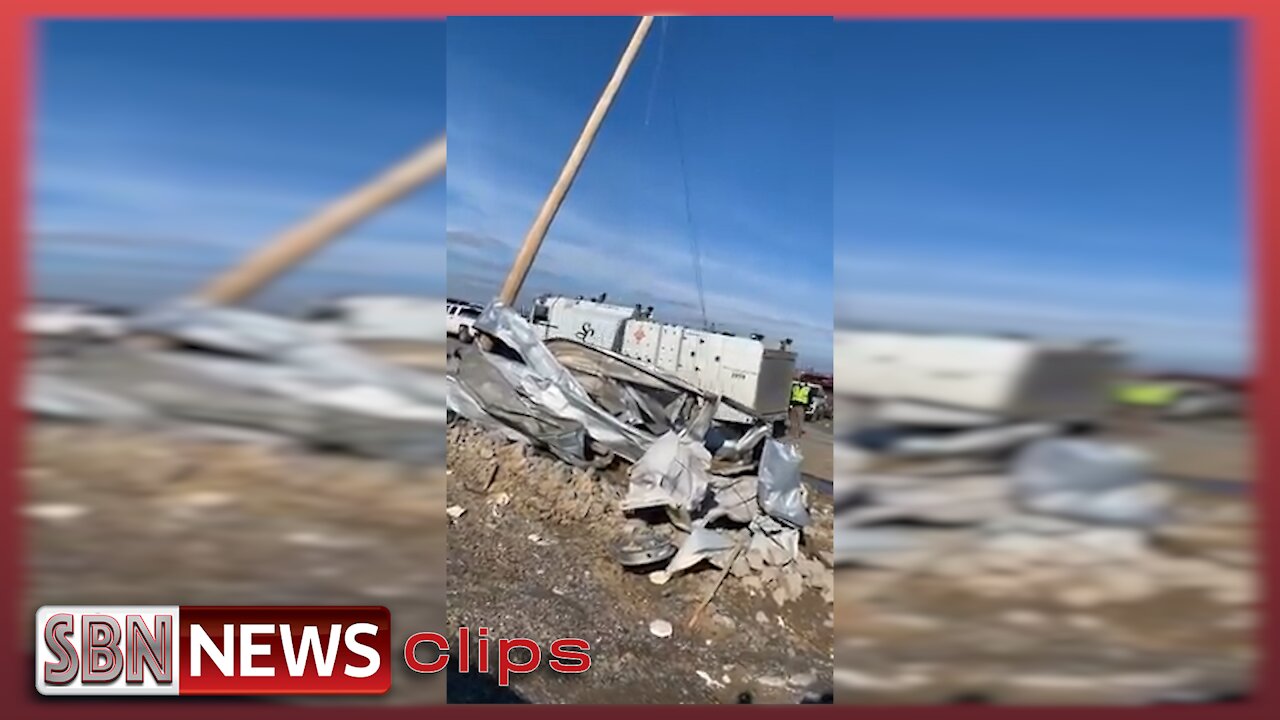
[{"left": 649, "top": 619, "right": 674, "bottom": 638}]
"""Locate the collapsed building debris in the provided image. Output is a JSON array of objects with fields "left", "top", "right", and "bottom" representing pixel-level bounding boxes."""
[
  {"left": 26, "top": 299, "right": 448, "bottom": 463},
  {"left": 831, "top": 327, "right": 1257, "bottom": 703},
  {"left": 835, "top": 429, "right": 1250, "bottom": 606},
  {"left": 446, "top": 302, "right": 832, "bottom": 607}
]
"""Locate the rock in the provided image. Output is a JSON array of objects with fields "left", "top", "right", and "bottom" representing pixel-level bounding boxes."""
[
  {"left": 649, "top": 619, "right": 673, "bottom": 638},
  {"left": 713, "top": 613, "right": 736, "bottom": 631},
  {"left": 446, "top": 505, "right": 466, "bottom": 519},
  {"left": 805, "top": 570, "right": 828, "bottom": 590},
  {"left": 649, "top": 570, "right": 671, "bottom": 586},
  {"left": 782, "top": 569, "right": 805, "bottom": 600},
  {"left": 730, "top": 554, "right": 752, "bottom": 578},
  {"left": 746, "top": 548, "right": 767, "bottom": 571},
  {"left": 755, "top": 610, "right": 770, "bottom": 625},
  {"left": 772, "top": 586, "right": 788, "bottom": 607},
  {"left": 761, "top": 565, "right": 781, "bottom": 587},
  {"left": 799, "top": 556, "right": 826, "bottom": 579},
  {"left": 695, "top": 670, "right": 725, "bottom": 689},
  {"left": 742, "top": 576, "right": 764, "bottom": 593},
  {"left": 788, "top": 671, "right": 818, "bottom": 688}
]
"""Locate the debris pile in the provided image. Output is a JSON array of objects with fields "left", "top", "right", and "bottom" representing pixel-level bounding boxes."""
[
  {"left": 446, "top": 303, "right": 831, "bottom": 607},
  {"left": 835, "top": 430, "right": 1255, "bottom": 610},
  {"left": 25, "top": 299, "right": 448, "bottom": 463},
  {"left": 619, "top": 430, "right": 831, "bottom": 606}
]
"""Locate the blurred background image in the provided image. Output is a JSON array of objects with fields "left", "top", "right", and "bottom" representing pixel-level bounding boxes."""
[
  {"left": 832, "top": 21, "right": 1255, "bottom": 704},
  {"left": 23, "top": 20, "right": 447, "bottom": 705}
]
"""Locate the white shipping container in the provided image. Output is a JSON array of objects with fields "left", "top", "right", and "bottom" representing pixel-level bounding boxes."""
[
  {"left": 621, "top": 319, "right": 795, "bottom": 424},
  {"left": 533, "top": 296, "right": 639, "bottom": 350},
  {"left": 834, "top": 330, "right": 1123, "bottom": 423}
]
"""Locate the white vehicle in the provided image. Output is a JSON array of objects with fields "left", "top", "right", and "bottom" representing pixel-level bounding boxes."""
[
  {"left": 303, "top": 295, "right": 445, "bottom": 342},
  {"left": 833, "top": 330, "right": 1124, "bottom": 425},
  {"left": 24, "top": 301, "right": 127, "bottom": 340},
  {"left": 529, "top": 295, "right": 796, "bottom": 428},
  {"left": 446, "top": 299, "right": 483, "bottom": 341}
]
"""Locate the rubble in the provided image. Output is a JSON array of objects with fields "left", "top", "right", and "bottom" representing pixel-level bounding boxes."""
[
  {"left": 833, "top": 390, "right": 1256, "bottom": 703},
  {"left": 446, "top": 302, "right": 831, "bottom": 610},
  {"left": 26, "top": 299, "right": 447, "bottom": 463},
  {"left": 649, "top": 619, "right": 674, "bottom": 638}
]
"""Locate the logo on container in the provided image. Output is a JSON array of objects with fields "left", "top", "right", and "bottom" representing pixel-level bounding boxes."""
[{"left": 35, "top": 606, "right": 391, "bottom": 696}]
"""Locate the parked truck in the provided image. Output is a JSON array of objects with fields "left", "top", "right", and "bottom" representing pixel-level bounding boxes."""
[
  {"left": 833, "top": 330, "right": 1124, "bottom": 426},
  {"left": 529, "top": 295, "right": 797, "bottom": 430}
]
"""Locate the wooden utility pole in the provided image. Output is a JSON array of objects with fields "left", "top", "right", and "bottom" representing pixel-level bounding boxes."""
[
  {"left": 496, "top": 16, "right": 654, "bottom": 306},
  {"left": 198, "top": 133, "right": 447, "bottom": 305}
]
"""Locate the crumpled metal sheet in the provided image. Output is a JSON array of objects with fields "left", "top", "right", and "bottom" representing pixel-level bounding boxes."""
[
  {"left": 622, "top": 431, "right": 711, "bottom": 514},
  {"left": 445, "top": 302, "right": 819, "bottom": 581},
  {"left": 1012, "top": 438, "right": 1170, "bottom": 527},
  {"left": 448, "top": 303, "right": 723, "bottom": 465},
  {"left": 25, "top": 373, "right": 153, "bottom": 422},
  {"left": 706, "top": 473, "right": 759, "bottom": 525},
  {"left": 26, "top": 300, "right": 447, "bottom": 463},
  {"left": 748, "top": 514, "right": 802, "bottom": 567},
  {"left": 758, "top": 439, "right": 811, "bottom": 528},
  {"left": 893, "top": 422, "right": 1059, "bottom": 457},
  {"left": 666, "top": 519, "right": 740, "bottom": 575},
  {"left": 448, "top": 344, "right": 589, "bottom": 462}
]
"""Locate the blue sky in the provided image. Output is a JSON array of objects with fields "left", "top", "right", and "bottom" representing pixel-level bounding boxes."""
[
  {"left": 447, "top": 17, "right": 833, "bottom": 371},
  {"left": 835, "top": 21, "right": 1246, "bottom": 375},
  {"left": 32, "top": 20, "right": 445, "bottom": 312}
]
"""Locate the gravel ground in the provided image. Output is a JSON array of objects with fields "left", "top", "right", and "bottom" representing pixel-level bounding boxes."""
[
  {"left": 23, "top": 422, "right": 447, "bottom": 706},
  {"left": 445, "top": 422, "right": 835, "bottom": 704},
  {"left": 832, "top": 418, "right": 1258, "bottom": 705}
]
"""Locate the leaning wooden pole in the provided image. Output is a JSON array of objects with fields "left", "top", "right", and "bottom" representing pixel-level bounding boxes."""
[
  {"left": 496, "top": 16, "right": 654, "bottom": 306},
  {"left": 198, "top": 133, "right": 448, "bottom": 305}
]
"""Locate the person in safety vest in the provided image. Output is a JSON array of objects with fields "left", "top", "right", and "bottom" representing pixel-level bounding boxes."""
[{"left": 789, "top": 380, "right": 811, "bottom": 438}]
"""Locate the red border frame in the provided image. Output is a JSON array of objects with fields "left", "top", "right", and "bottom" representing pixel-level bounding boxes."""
[{"left": 1, "top": 1, "right": 1275, "bottom": 715}]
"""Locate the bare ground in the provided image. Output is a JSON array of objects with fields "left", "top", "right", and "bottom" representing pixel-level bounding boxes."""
[
  {"left": 445, "top": 422, "right": 835, "bottom": 704},
  {"left": 833, "top": 419, "right": 1258, "bottom": 705},
  {"left": 23, "top": 423, "right": 447, "bottom": 706}
]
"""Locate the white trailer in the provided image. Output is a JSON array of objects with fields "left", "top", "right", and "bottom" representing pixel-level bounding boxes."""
[
  {"left": 619, "top": 320, "right": 794, "bottom": 425},
  {"left": 531, "top": 296, "right": 796, "bottom": 427},
  {"left": 303, "top": 295, "right": 445, "bottom": 342},
  {"left": 530, "top": 296, "right": 640, "bottom": 349},
  {"left": 833, "top": 330, "right": 1123, "bottom": 425}
]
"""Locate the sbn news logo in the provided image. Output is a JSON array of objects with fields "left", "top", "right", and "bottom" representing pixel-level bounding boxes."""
[{"left": 36, "top": 606, "right": 391, "bottom": 695}]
